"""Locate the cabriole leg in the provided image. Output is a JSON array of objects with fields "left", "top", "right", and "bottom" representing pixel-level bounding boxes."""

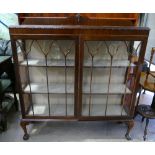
[
  {"left": 143, "top": 118, "right": 149, "bottom": 141},
  {"left": 125, "top": 120, "right": 134, "bottom": 140},
  {"left": 20, "top": 121, "right": 30, "bottom": 140}
]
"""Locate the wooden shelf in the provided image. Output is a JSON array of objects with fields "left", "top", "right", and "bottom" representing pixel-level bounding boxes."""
[
  {"left": 22, "top": 83, "right": 131, "bottom": 94},
  {"left": 20, "top": 59, "right": 75, "bottom": 67}
]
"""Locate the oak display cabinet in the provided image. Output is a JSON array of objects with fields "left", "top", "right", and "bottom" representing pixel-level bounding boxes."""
[{"left": 9, "top": 25, "right": 149, "bottom": 140}]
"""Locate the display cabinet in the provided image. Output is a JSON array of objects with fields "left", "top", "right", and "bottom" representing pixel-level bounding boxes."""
[{"left": 9, "top": 25, "right": 149, "bottom": 140}]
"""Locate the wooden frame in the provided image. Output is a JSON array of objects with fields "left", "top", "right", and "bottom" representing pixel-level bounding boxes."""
[
  {"left": 10, "top": 25, "right": 149, "bottom": 140},
  {"left": 18, "top": 13, "right": 139, "bottom": 26}
]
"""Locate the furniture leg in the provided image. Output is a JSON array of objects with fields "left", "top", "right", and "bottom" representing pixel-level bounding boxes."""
[
  {"left": 143, "top": 118, "right": 149, "bottom": 141},
  {"left": 151, "top": 93, "right": 155, "bottom": 109},
  {"left": 0, "top": 111, "right": 7, "bottom": 131},
  {"left": 13, "top": 92, "right": 18, "bottom": 111},
  {"left": 141, "top": 116, "right": 145, "bottom": 122},
  {"left": 1, "top": 118, "right": 7, "bottom": 131},
  {"left": 134, "top": 112, "right": 138, "bottom": 119},
  {"left": 0, "top": 94, "right": 3, "bottom": 110},
  {"left": 136, "top": 87, "right": 142, "bottom": 107},
  {"left": 0, "top": 93, "right": 7, "bottom": 131},
  {"left": 134, "top": 88, "right": 142, "bottom": 118},
  {"left": 125, "top": 120, "right": 134, "bottom": 140},
  {"left": 20, "top": 121, "right": 30, "bottom": 140},
  {"left": 143, "top": 89, "right": 146, "bottom": 94}
]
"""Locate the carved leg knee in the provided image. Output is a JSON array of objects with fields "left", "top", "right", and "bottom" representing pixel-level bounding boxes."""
[
  {"left": 20, "top": 121, "right": 30, "bottom": 140},
  {"left": 125, "top": 120, "right": 134, "bottom": 140}
]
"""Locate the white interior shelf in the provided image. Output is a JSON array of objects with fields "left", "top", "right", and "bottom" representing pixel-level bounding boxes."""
[
  {"left": 28, "top": 104, "right": 74, "bottom": 116},
  {"left": 83, "top": 83, "right": 131, "bottom": 94},
  {"left": 23, "top": 83, "right": 74, "bottom": 94},
  {"left": 82, "top": 104, "right": 127, "bottom": 116},
  {"left": 20, "top": 59, "right": 135, "bottom": 67},
  {"left": 20, "top": 59, "right": 75, "bottom": 67},
  {"left": 27, "top": 103, "right": 127, "bottom": 116},
  {"left": 83, "top": 59, "right": 135, "bottom": 67},
  {"left": 23, "top": 83, "right": 131, "bottom": 94}
]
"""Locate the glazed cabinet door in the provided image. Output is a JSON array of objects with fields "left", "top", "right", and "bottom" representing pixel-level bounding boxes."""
[
  {"left": 13, "top": 37, "right": 78, "bottom": 118},
  {"left": 79, "top": 37, "right": 142, "bottom": 118}
]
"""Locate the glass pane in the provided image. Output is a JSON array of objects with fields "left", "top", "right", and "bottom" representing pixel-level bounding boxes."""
[
  {"left": 18, "top": 39, "right": 75, "bottom": 117},
  {"left": 82, "top": 40, "right": 141, "bottom": 116}
]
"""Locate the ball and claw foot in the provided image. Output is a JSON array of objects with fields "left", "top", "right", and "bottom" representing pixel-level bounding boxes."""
[
  {"left": 23, "top": 134, "right": 30, "bottom": 140},
  {"left": 125, "top": 120, "right": 134, "bottom": 141},
  {"left": 20, "top": 121, "right": 30, "bottom": 140},
  {"left": 125, "top": 133, "right": 132, "bottom": 141}
]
